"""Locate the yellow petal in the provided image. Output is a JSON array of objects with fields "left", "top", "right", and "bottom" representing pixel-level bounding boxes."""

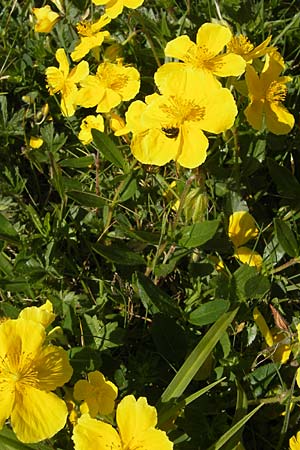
[
  {"left": 72, "top": 414, "right": 121, "bottom": 449},
  {"left": 212, "top": 53, "right": 246, "bottom": 77},
  {"left": 200, "top": 87, "right": 238, "bottom": 134},
  {"left": 244, "top": 99, "right": 264, "bottom": 131},
  {"left": 11, "top": 387, "right": 68, "bottom": 443},
  {"left": 117, "top": 395, "right": 157, "bottom": 445},
  {"left": 272, "top": 331, "right": 291, "bottom": 364},
  {"left": 176, "top": 124, "right": 208, "bottom": 168},
  {"left": 131, "top": 129, "right": 177, "bottom": 166},
  {"left": 35, "top": 345, "right": 73, "bottom": 390},
  {"left": 56, "top": 48, "right": 69, "bottom": 78},
  {"left": 95, "top": 88, "right": 121, "bottom": 112},
  {"left": 234, "top": 246, "right": 263, "bottom": 268},
  {"left": 196, "top": 23, "right": 232, "bottom": 55},
  {"left": 289, "top": 431, "right": 300, "bottom": 450},
  {"left": 265, "top": 102, "right": 295, "bottom": 135},
  {"left": 19, "top": 300, "right": 56, "bottom": 328},
  {"left": 132, "top": 427, "right": 173, "bottom": 450},
  {"left": 228, "top": 211, "right": 258, "bottom": 247},
  {"left": 253, "top": 307, "right": 274, "bottom": 347},
  {"left": 29, "top": 136, "right": 44, "bottom": 148},
  {"left": 164, "top": 35, "right": 195, "bottom": 60},
  {"left": 0, "top": 381, "right": 14, "bottom": 429},
  {"left": 124, "top": 0, "right": 144, "bottom": 7},
  {"left": 115, "top": 100, "right": 147, "bottom": 135},
  {"left": 68, "top": 60, "right": 89, "bottom": 84},
  {"left": 77, "top": 76, "right": 105, "bottom": 108},
  {"left": 245, "top": 64, "right": 264, "bottom": 99}
]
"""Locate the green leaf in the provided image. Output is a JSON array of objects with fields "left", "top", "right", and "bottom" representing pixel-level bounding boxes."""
[
  {"left": 93, "top": 243, "right": 146, "bottom": 266},
  {"left": 207, "top": 404, "right": 263, "bottom": 450},
  {"left": 188, "top": 300, "right": 230, "bottom": 326},
  {"left": 267, "top": 158, "right": 300, "bottom": 201},
  {"left": 178, "top": 219, "right": 219, "bottom": 248},
  {"left": 0, "top": 427, "right": 51, "bottom": 450},
  {"left": 0, "top": 213, "right": 19, "bottom": 244},
  {"left": 60, "top": 156, "right": 94, "bottom": 168},
  {"left": 160, "top": 308, "right": 239, "bottom": 403},
  {"left": 92, "top": 129, "right": 125, "bottom": 169},
  {"left": 274, "top": 218, "right": 299, "bottom": 257},
  {"left": 233, "top": 265, "right": 270, "bottom": 301},
  {"left": 67, "top": 190, "right": 107, "bottom": 208},
  {"left": 135, "top": 272, "right": 181, "bottom": 317}
]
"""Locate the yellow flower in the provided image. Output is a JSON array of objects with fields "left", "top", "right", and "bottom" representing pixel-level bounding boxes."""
[
  {"left": 122, "top": 81, "right": 237, "bottom": 168},
  {"left": 0, "top": 318, "right": 73, "bottom": 443},
  {"left": 155, "top": 22, "right": 246, "bottom": 92},
  {"left": 91, "top": 0, "right": 144, "bottom": 19},
  {"left": 76, "top": 61, "right": 140, "bottom": 113},
  {"left": 32, "top": 5, "right": 60, "bottom": 33},
  {"left": 74, "top": 371, "right": 118, "bottom": 417},
  {"left": 228, "top": 211, "right": 262, "bottom": 268},
  {"left": 228, "top": 211, "right": 258, "bottom": 247},
  {"left": 72, "top": 395, "right": 173, "bottom": 450},
  {"left": 253, "top": 307, "right": 291, "bottom": 364},
  {"left": 245, "top": 53, "right": 295, "bottom": 134},
  {"left": 71, "top": 15, "right": 111, "bottom": 62},
  {"left": 227, "top": 35, "right": 272, "bottom": 63},
  {"left": 29, "top": 136, "right": 44, "bottom": 148},
  {"left": 18, "top": 300, "right": 56, "bottom": 328},
  {"left": 45, "top": 48, "right": 89, "bottom": 116},
  {"left": 78, "top": 115, "right": 104, "bottom": 145},
  {"left": 290, "top": 432, "right": 300, "bottom": 450}
]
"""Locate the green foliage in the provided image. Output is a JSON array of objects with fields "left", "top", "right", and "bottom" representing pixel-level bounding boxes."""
[{"left": 1, "top": 0, "right": 300, "bottom": 449}]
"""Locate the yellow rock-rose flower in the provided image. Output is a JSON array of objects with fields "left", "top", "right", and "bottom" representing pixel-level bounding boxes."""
[
  {"left": 92, "top": 0, "right": 144, "bottom": 19},
  {"left": 72, "top": 395, "right": 173, "bottom": 450},
  {"left": 46, "top": 48, "right": 89, "bottom": 116},
  {"left": 32, "top": 5, "right": 60, "bottom": 33},
  {"left": 0, "top": 318, "right": 73, "bottom": 443},
  {"left": 155, "top": 22, "right": 246, "bottom": 92},
  {"left": 228, "top": 211, "right": 258, "bottom": 248},
  {"left": 290, "top": 432, "right": 300, "bottom": 450},
  {"left": 71, "top": 15, "right": 111, "bottom": 62},
  {"left": 77, "top": 61, "right": 140, "bottom": 113},
  {"left": 227, "top": 35, "right": 272, "bottom": 63},
  {"left": 78, "top": 115, "right": 105, "bottom": 144},
  {"left": 74, "top": 370, "right": 118, "bottom": 417},
  {"left": 228, "top": 211, "right": 262, "bottom": 268},
  {"left": 29, "top": 136, "right": 44, "bottom": 148},
  {"left": 120, "top": 81, "right": 237, "bottom": 168},
  {"left": 245, "top": 53, "right": 295, "bottom": 134},
  {"left": 19, "top": 299, "right": 56, "bottom": 328}
]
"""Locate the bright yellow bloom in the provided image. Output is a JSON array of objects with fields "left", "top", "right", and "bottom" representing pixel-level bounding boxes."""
[
  {"left": 155, "top": 22, "right": 246, "bottom": 92},
  {"left": 18, "top": 300, "right": 56, "bottom": 328},
  {"left": 74, "top": 371, "right": 118, "bottom": 417},
  {"left": 46, "top": 48, "right": 89, "bottom": 116},
  {"left": 245, "top": 53, "right": 295, "bottom": 134},
  {"left": 0, "top": 318, "right": 73, "bottom": 443},
  {"left": 77, "top": 61, "right": 140, "bottom": 113},
  {"left": 120, "top": 82, "right": 237, "bottom": 168},
  {"left": 32, "top": 5, "right": 60, "bottom": 33},
  {"left": 71, "top": 15, "right": 111, "bottom": 62},
  {"left": 253, "top": 307, "right": 291, "bottom": 364},
  {"left": 228, "top": 211, "right": 262, "bottom": 268},
  {"left": 228, "top": 211, "right": 258, "bottom": 247},
  {"left": 29, "top": 136, "right": 44, "bottom": 148},
  {"left": 227, "top": 35, "right": 272, "bottom": 63},
  {"left": 92, "top": 0, "right": 144, "bottom": 19},
  {"left": 72, "top": 395, "right": 173, "bottom": 450},
  {"left": 78, "top": 115, "right": 104, "bottom": 144},
  {"left": 290, "top": 432, "right": 300, "bottom": 450}
]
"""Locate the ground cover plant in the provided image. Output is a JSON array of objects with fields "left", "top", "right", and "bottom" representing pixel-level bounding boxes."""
[{"left": 0, "top": 0, "right": 300, "bottom": 448}]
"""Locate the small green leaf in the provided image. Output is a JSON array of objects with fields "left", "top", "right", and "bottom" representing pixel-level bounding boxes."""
[
  {"left": 267, "top": 158, "right": 300, "bottom": 201},
  {"left": 0, "top": 427, "right": 51, "bottom": 450},
  {"left": 67, "top": 190, "right": 107, "bottom": 208},
  {"left": 0, "top": 213, "right": 19, "bottom": 244},
  {"left": 274, "top": 218, "right": 299, "bottom": 257},
  {"left": 92, "top": 130, "right": 125, "bottom": 169},
  {"left": 179, "top": 219, "right": 219, "bottom": 248},
  {"left": 60, "top": 156, "right": 94, "bottom": 168},
  {"left": 189, "top": 299, "right": 230, "bottom": 326},
  {"left": 93, "top": 243, "right": 146, "bottom": 266}
]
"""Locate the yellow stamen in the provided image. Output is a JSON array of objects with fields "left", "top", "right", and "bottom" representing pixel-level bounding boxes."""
[
  {"left": 266, "top": 81, "right": 287, "bottom": 103},
  {"left": 227, "top": 35, "right": 254, "bottom": 56}
]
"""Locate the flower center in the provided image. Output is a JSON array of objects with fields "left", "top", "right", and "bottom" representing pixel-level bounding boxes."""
[
  {"left": 184, "top": 45, "right": 223, "bottom": 71},
  {"left": 97, "top": 64, "right": 129, "bottom": 91},
  {"left": 159, "top": 96, "right": 206, "bottom": 127},
  {"left": 0, "top": 352, "right": 38, "bottom": 388},
  {"left": 227, "top": 35, "right": 254, "bottom": 56},
  {"left": 76, "top": 21, "right": 93, "bottom": 37},
  {"left": 266, "top": 81, "right": 287, "bottom": 103}
]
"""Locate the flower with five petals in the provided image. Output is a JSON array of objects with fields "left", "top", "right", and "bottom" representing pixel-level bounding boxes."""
[
  {"left": 32, "top": 5, "right": 60, "bottom": 33},
  {"left": 78, "top": 115, "right": 105, "bottom": 145},
  {"left": 72, "top": 395, "right": 173, "bottom": 450},
  {"left": 0, "top": 318, "right": 73, "bottom": 443}
]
